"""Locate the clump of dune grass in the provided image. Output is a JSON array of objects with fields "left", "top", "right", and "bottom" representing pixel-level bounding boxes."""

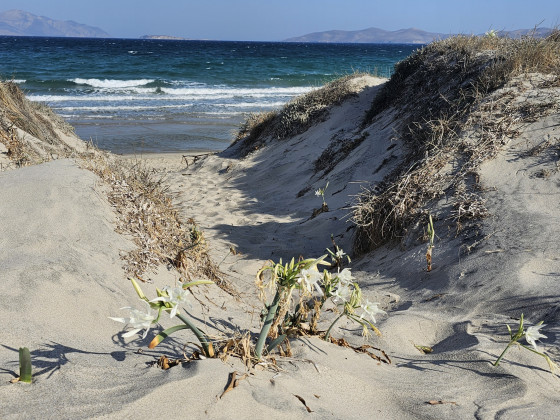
[
  {"left": 314, "top": 131, "right": 369, "bottom": 175},
  {"left": 79, "top": 150, "right": 231, "bottom": 293},
  {"left": 1, "top": 123, "right": 28, "bottom": 167},
  {"left": 231, "top": 73, "right": 369, "bottom": 157},
  {"left": 274, "top": 73, "right": 366, "bottom": 139},
  {"left": 0, "top": 80, "right": 76, "bottom": 165},
  {"left": 354, "top": 32, "right": 560, "bottom": 253},
  {"left": 231, "top": 110, "right": 277, "bottom": 156}
]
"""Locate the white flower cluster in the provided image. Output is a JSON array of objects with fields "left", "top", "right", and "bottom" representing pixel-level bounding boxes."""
[
  {"left": 296, "top": 261, "right": 386, "bottom": 325},
  {"left": 110, "top": 285, "right": 190, "bottom": 338},
  {"left": 331, "top": 268, "right": 386, "bottom": 323}
]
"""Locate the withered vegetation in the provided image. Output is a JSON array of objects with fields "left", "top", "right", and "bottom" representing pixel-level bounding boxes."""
[
  {"left": 80, "top": 152, "right": 223, "bottom": 285},
  {"left": 231, "top": 73, "right": 368, "bottom": 157},
  {"left": 353, "top": 32, "right": 560, "bottom": 254},
  {"left": 0, "top": 81, "right": 76, "bottom": 167},
  {"left": 0, "top": 81, "right": 228, "bottom": 293}
]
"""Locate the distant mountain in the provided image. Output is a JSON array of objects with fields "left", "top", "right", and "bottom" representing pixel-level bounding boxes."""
[
  {"left": 285, "top": 26, "right": 555, "bottom": 44},
  {"left": 285, "top": 27, "right": 450, "bottom": 44},
  {"left": 497, "top": 28, "right": 554, "bottom": 38},
  {"left": 0, "top": 10, "right": 109, "bottom": 38}
]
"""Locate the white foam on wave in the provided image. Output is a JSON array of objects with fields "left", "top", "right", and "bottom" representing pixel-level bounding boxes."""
[
  {"left": 159, "top": 86, "right": 313, "bottom": 97},
  {"left": 214, "top": 102, "right": 285, "bottom": 108},
  {"left": 70, "top": 78, "right": 155, "bottom": 88},
  {"left": 29, "top": 85, "right": 314, "bottom": 103},
  {"left": 12, "top": 79, "right": 26, "bottom": 84},
  {"left": 30, "top": 95, "right": 144, "bottom": 102},
  {"left": 60, "top": 104, "right": 195, "bottom": 112}
]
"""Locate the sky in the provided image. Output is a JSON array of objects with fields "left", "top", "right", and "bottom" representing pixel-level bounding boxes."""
[{"left": 2, "top": 0, "right": 559, "bottom": 40}]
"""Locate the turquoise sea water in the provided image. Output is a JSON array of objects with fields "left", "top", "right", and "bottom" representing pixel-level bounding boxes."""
[{"left": 0, "top": 37, "right": 418, "bottom": 154}]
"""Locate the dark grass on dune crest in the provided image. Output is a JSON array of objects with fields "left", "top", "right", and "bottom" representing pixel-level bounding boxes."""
[
  {"left": 0, "top": 80, "right": 76, "bottom": 166},
  {"left": 230, "top": 73, "right": 370, "bottom": 157},
  {"left": 353, "top": 32, "right": 560, "bottom": 254}
]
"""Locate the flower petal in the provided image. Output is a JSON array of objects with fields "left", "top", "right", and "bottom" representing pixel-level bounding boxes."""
[
  {"left": 122, "top": 328, "right": 142, "bottom": 338},
  {"left": 108, "top": 316, "right": 128, "bottom": 324}
]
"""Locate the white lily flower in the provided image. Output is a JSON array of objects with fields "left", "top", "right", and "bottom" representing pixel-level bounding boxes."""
[
  {"left": 332, "top": 283, "right": 351, "bottom": 304},
  {"left": 336, "top": 268, "right": 353, "bottom": 287},
  {"left": 360, "top": 300, "right": 386, "bottom": 324},
  {"left": 315, "top": 189, "right": 322, "bottom": 197},
  {"left": 150, "top": 286, "right": 190, "bottom": 318},
  {"left": 109, "top": 301, "right": 155, "bottom": 339},
  {"left": 297, "top": 268, "right": 324, "bottom": 296},
  {"left": 525, "top": 322, "right": 547, "bottom": 352},
  {"left": 335, "top": 248, "right": 346, "bottom": 259}
]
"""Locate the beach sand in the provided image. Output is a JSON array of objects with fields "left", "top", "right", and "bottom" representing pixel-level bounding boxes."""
[{"left": 1, "top": 64, "right": 559, "bottom": 418}]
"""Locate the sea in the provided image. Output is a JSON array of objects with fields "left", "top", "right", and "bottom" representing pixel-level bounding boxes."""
[{"left": 0, "top": 37, "right": 418, "bottom": 154}]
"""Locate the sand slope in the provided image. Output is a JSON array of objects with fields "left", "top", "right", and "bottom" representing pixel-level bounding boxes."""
[
  {"left": 155, "top": 74, "right": 560, "bottom": 418},
  {"left": 1, "top": 70, "right": 559, "bottom": 419}
]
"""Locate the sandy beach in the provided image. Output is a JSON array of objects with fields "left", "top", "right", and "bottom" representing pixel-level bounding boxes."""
[{"left": 1, "top": 35, "right": 560, "bottom": 419}]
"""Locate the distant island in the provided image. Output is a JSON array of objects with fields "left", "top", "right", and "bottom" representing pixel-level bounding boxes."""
[
  {"left": 0, "top": 9, "right": 109, "bottom": 37},
  {"left": 285, "top": 26, "right": 554, "bottom": 44},
  {"left": 140, "top": 35, "right": 190, "bottom": 40},
  {"left": 1, "top": 10, "right": 553, "bottom": 44}
]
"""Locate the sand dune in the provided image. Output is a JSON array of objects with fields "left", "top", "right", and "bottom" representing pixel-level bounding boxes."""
[{"left": 1, "top": 36, "right": 560, "bottom": 419}]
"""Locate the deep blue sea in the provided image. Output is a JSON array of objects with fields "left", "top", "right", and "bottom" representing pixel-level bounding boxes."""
[{"left": 0, "top": 37, "right": 418, "bottom": 154}]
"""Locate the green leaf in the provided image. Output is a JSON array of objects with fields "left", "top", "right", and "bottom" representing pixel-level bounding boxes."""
[
  {"left": 19, "top": 347, "right": 32, "bottom": 384},
  {"left": 149, "top": 324, "right": 190, "bottom": 349},
  {"left": 255, "top": 289, "right": 283, "bottom": 360},
  {"left": 129, "top": 277, "right": 148, "bottom": 301},
  {"left": 267, "top": 334, "right": 287, "bottom": 354},
  {"left": 181, "top": 280, "right": 213, "bottom": 289},
  {"left": 515, "top": 314, "right": 525, "bottom": 338}
]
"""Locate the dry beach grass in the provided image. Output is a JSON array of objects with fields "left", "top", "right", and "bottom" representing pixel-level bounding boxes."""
[{"left": 354, "top": 32, "right": 560, "bottom": 253}]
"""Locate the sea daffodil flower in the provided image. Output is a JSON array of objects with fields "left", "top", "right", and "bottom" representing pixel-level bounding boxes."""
[
  {"left": 336, "top": 268, "right": 353, "bottom": 286},
  {"left": 150, "top": 286, "right": 190, "bottom": 318},
  {"left": 297, "top": 268, "right": 324, "bottom": 296},
  {"left": 493, "top": 314, "right": 557, "bottom": 373},
  {"left": 332, "top": 283, "right": 351, "bottom": 304},
  {"left": 525, "top": 322, "right": 547, "bottom": 352},
  {"left": 335, "top": 249, "right": 346, "bottom": 259},
  {"left": 360, "top": 300, "right": 386, "bottom": 324},
  {"left": 109, "top": 301, "right": 156, "bottom": 338}
]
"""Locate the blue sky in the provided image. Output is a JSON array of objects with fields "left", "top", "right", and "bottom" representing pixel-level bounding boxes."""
[{"left": 2, "top": 0, "right": 559, "bottom": 40}]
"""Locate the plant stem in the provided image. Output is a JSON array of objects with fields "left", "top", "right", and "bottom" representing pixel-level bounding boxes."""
[
  {"left": 176, "top": 312, "right": 213, "bottom": 357},
  {"left": 519, "top": 343, "right": 547, "bottom": 358},
  {"left": 19, "top": 347, "right": 32, "bottom": 383},
  {"left": 493, "top": 341, "right": 514, "bottom": 366},
  {"left": 324, "top": 313, "right": 345, "bottom": 341},
  {"left": 255, "top": 288, "right": 283, "bottom": 360}
]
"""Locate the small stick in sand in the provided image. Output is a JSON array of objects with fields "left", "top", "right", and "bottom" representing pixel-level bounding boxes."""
[
  {"left": 293, "top": 394, "right": 314, "bottom": 413},
  {"left": 427, "top": 400, "right": 458, "bottom": 406},
  {"left": 426, "top": 214, "right": 435, "bottom": 271},
  {"left": 219, "top": 371, "right": 248, "bottom": 399}
]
